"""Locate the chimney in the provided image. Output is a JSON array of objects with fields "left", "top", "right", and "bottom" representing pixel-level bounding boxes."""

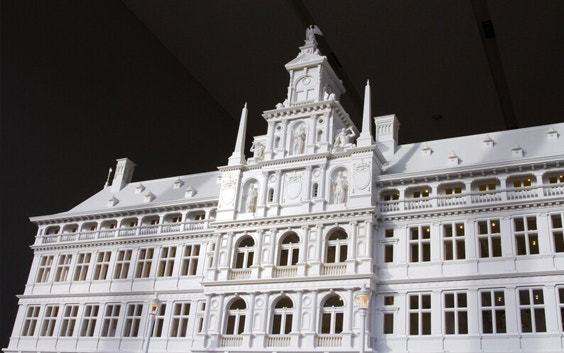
[{"left": 111, "top": 158, "right": 136, "bottom": 192}]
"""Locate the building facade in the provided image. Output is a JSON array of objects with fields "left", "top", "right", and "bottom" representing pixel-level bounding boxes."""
[{"left": 5, "top": 29, "right": 564, "bottom": 353}]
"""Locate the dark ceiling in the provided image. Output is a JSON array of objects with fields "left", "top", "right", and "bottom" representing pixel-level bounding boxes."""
[
  {"left": 124, "top": 0, "right": 564, "bottom": 143},
  {"left": 1, "top": 0, "right": 562, "bottom": 347}
]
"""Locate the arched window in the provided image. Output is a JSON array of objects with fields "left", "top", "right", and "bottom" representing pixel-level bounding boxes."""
[
  {"left": 279, "top": 233, "right": 300, "bottom": 266},
  {"left": 234, "top": 237, "right": 255, "bottom": 269},
  {"left": 272, "top": 297, "right": 294, "bottom": 335},
  {"left": 321, "top": 295, "right": 344, "bottom": 334},
  {"left": 225, "top": 299, "right": 246, "bottom": 335},
  {"left": 326, "top": 230, "right": 348, "bottom": 263}
]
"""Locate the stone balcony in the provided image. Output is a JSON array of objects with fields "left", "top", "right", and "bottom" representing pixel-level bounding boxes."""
[
  {"left": 379, "top": 184, "right": 564, "bottom": 214},
  {"left": 36, "top": 220, "right": 212, "bottom": 245}
]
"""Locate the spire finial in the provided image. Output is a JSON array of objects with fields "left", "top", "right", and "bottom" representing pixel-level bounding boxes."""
[
  {"left": 104, "top": 168, "right": 113, "bottom": 188},
  {"left": 228, "top": 103, "right": 249, "bottom": 166},
  {"left": 357, "top": 79, "right": 374, "bottom": 147}
]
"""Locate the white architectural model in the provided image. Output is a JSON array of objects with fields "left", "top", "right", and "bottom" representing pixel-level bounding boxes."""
[{"left": 5, "top": 28, "right": 564, "bottom": 353}]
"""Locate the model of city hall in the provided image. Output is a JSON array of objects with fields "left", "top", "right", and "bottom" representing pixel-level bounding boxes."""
[{"left": 5, "top": 28, "right": 564, "bottom": 353}]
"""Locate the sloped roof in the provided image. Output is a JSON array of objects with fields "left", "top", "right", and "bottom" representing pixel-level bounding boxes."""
[
  {"left": 32, "top": 171, "right": 221, "bottom": 221},
  {"left": 382, "top": 122, "right": 564, "bottom": 176}
]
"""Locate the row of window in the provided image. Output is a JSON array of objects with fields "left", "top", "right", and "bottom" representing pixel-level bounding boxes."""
[
  {"left": 20, "top": 286, "right": 564, "bottom": 340},
  {"left": 382, "top": 287, "right": 564, "bottom": 336},
  {"left": 36, "top": 244, "right": 202, "bottom": 283},
  {"left": 382, "top": 214, "right": 564, "bottom": 264},
  {"left": 380, "top": 172, "right": 564, "bottom": 201}
]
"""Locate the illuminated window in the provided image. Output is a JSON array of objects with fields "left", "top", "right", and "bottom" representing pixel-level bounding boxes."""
[
  {"left": 518, "top": 288, "right": 546, "bottom": 333},
  {"left": 382, "top": 190, "right": 400, "bottom": 201},
  {"left": 480, "top": 290, "right": 506, "bottom": 334},
  {"left": 550, "top": 214, "right": 564, "bottom": 252},
  {"left": 478, "top": 219, "right": 502, "bottom": 257},
  {"left": 478, "top": 183, "right": 496, "bottom": 191},
  {"left": 443, "top": 223, "right": 465, "bottom": 260},
  {"left": 513, "top": 178, "right": 532, "bottom": 188},
  {"left": 321, "top": 295, "right": 344, "bottom": 334},
  {"left": 412, "top": 189, "right": 430, "bottom": 198},
  {"left": 549, "top": 175, "right": 564, "bottom": 184},
  {"left": 445, "top": 186, "right": 463, "bottom": 194},
  {"left": 514, "top": 216, "right": 539, "bottom": 255},
  {"left": 409, "top": 225, "right": 431, "bottom": 262}
]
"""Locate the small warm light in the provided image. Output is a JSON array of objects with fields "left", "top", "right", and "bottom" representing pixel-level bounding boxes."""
[
  {"left": 426, "top": 228, "right": 430, "bottom": 232},
  {"left": 532, "top": 240, "right": 537, "bottom": 246},
  {"left": 149, "top": 296, "right": 161, "bottom": 315},
  {"left": 497, "top": 296, "right": 503, "bottom": 302},
  {"left": 492, "top": 223, "right": 496, "bottom": 227},
  {"left": 534, "top": 294, "right": 540, "bottom": 301},
  {"left": 459, "top": 225, "right": 464, "bottom": 229},
  {"left": 424, "top": 189, "right": 429, "bottom": 194},
  {"left": 355, "top": 288, "right": 371, "bottom": 310}
]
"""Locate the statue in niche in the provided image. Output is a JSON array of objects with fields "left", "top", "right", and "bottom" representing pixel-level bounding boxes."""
[
  {"left": 332, "top": 127, "right": 356, "bottom": 152},
  {"left": 250, "top": 141, "right": 264, "bottom": 161},
  {"left": 332, "top": 171, "right": 348, "bottom": 204},
  {"left": 293, "top": 125, "right": 307, "bottom": 155},
  {"left": 245, "top": 184, "right": 258, "bottom": 213}
]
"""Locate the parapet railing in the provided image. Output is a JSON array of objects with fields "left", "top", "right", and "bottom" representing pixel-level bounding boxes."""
[
  {"left": 379, "top": 184, "right": 564, "bottom": 213},
  {"left": 38, "top": 220, "right": 211, "bottom": 245}
]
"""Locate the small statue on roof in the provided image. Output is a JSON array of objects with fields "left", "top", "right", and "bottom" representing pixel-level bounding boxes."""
[{"left": 306, "top": 25, "right": 323, "bottom": 41}]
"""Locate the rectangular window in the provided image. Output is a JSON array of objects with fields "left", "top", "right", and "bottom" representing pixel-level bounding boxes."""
[
  {"left": 100, "top": 304, "right": 121, "bottom": 337},
  {"left": 36, "top": 255, "right": 54, "bottom": 283},
  {"left": 157, "top": 246, "right": 177, "bottom": 277},
  {"left": 180, "top": 244, "right": 200, "bottom": 276},
  {"left": 383, "top": 295, "right": 395, "bottom": 334},
  {"left": 21, "top": 306, "right": 41, "bottom": 336},
  {"left": 113, "top": 250, "right": 132, "bottom": 279},
  {"left": 384, "top": 244, "right": 394, "bottom": 263},
  {"left": 518, "top": 288, "right": 546, "bottom": 333},
  {"left": 122, "top": 303, "right": 143, "bottom": 337},
  {"left": 195, "top": 301, "right": 206, "bottom": 333},
  {"left": 551, "top": 214, "right": 564, "bottom": 252},
  {"left": 558, "top": 288, "right": 564, "bottom": 331},
  {"left": 170, "top": 302, "right": 191, "bottom": 337},
  {"left": 513, "top": 178, "right": 532, "bottom": 188},
  {"left": 478, "top": 219, "right": 502, "bottom": 257},
  {"left": 412, "top": 189, "right": 430, "bottom": 198},
  {"left": 135, "top": 248, "right": 154, "bottom": 278},
  {"left": 514, "top": 216, "right": 539, "bottom": 255},
  {"left": 152, "top": 303, "right": 167, "bottom": 337},
  {"left": 444, "top": 292, "right": 468, "bottom": 334},
  {"left": 40, "top": 305, "right": 59, "bottom": 336},
  {"left": 80, "top": 304, "right": 100, "bottom": 337},
  {"left": 443, "top": 223, "right": 465, "bottom": 260},
  {"left": 409, "top": 225, "right": 431, "bottom": 262},
  {"left": 409, "top": 293, "right": 431, "bottom": 335},
  {"left": 480, "top": 290, "right": 506, "bottom": 334},
  {"left": 445, "top": 187, "right": 462, "bottom": 194},
  {"left": 54, "top": 254, "right": 72, "bottom": 282},
  {"left": 478, "top": 183, "right": 496, "bottom": 191},
  {"left": 93, "top": 251, "right": 111, "bottom": 280},
  {"left": 59, "top": 305, "right": 79, "bottom": 337},
  {"left": 73, "top": 253, "right": 91, "bottom": 281},
  {"left": 549, "top": 175, "right": 564, "bottom": 184}
]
